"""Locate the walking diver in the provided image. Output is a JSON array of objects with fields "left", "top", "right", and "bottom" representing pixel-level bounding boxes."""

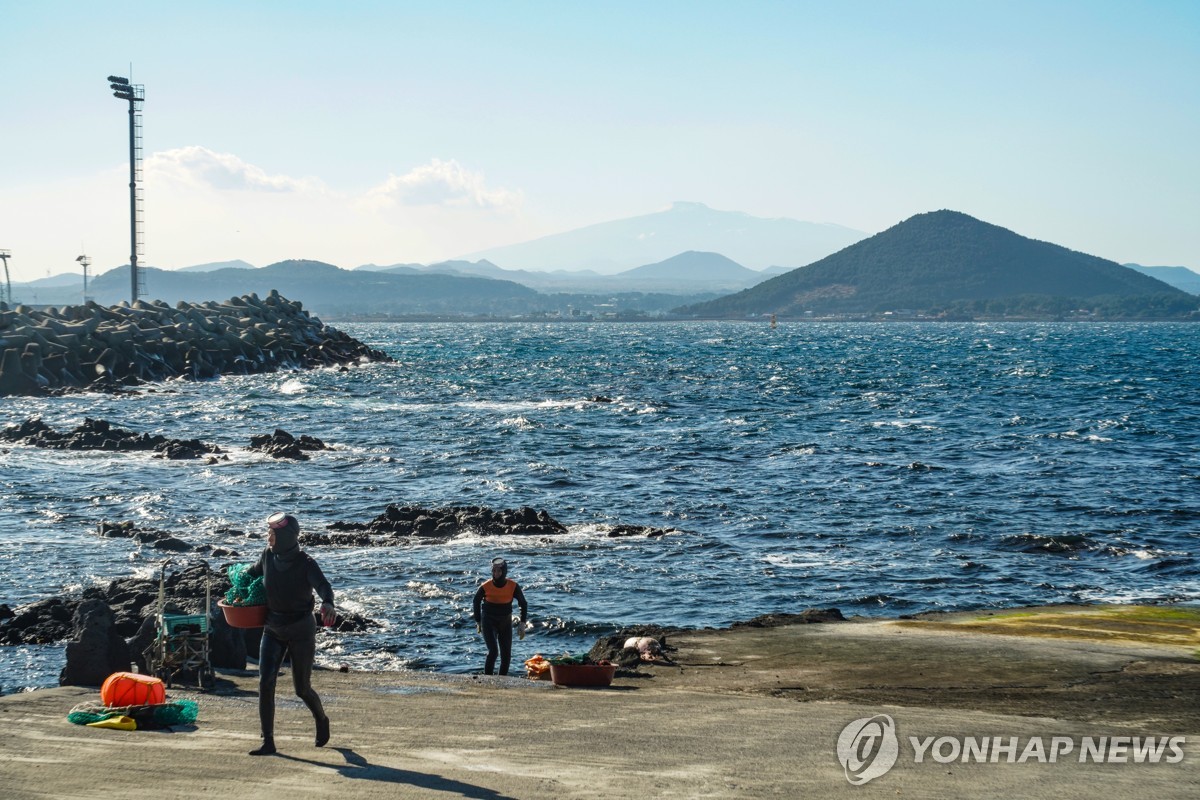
[
  {"left": 247, "top": 512, "right": 337, "bottom": 756},
  {"left": 472, "top": 557, "right": 528, "bottom": 675}
]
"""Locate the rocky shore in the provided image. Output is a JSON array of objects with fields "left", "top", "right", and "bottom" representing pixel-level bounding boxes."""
[
  {"left": 0, "top": 417, "right": 226, "bottom": 460},
  {"left": 0, "top": 418, "right": 332, "bottom": 462},
  {"left": 2, "top": 604, "right": 1196, "bottom": 799},
  {"left": 0, "top": 502, "right": 680, "bottom": 689},
  {"left": 0, "top": 291, "right": 392, "bottom": 396},
  {"left": 317, "top": 503, "right": 680, "bottom": 544},
  {"left": 0, "top": 561, "right": 377, "bottom": 686}
]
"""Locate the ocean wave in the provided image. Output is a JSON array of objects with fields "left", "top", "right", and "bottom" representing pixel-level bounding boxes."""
[
  {"left": 1001, "top": 532, "right": 1091, "bottom": 554},
  {"left": 4, "top": 320, "right": 1199, "bottom": 691}
]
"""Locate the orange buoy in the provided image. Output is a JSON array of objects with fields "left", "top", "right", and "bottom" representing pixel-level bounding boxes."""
[{"left": 100, "top": 672, "right": 166, "bottom": 708}]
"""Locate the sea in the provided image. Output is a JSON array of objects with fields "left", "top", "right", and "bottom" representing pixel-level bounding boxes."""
[{"left": 2, "top": 321, "right": 1198, "bottom": 693}]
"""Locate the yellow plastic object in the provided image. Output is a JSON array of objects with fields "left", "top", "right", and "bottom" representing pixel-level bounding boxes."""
[{"left": 86, "top": 715, "right": 137, "bottom": 731}]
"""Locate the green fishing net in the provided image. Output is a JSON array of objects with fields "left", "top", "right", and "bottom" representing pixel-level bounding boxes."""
[
  {"left": 224, "top": 563, "right": 265, "bottom": 606},
  {"left": 68, "top": 699, "right": 199, "bottom": 728},
  {"left": 549, "top": 653, "right": 589, "bottom": 666}
]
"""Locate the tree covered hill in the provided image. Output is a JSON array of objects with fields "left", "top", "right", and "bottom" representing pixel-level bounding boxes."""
[
  {"left": 678, "top": 211, "right": 1199, "bottom": 319},
  {"left": 81, "top": 259, "right": 540, "bottom": 317}
]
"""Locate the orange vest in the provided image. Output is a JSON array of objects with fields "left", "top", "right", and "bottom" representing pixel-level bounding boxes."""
[{"left": 482, "top": 578, "right": 518, "bottom": 604}]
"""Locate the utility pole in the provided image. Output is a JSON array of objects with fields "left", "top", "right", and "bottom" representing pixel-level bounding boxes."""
[
  {"left": 107, "top": 75, "right": 145, "bottom": 303},
  {"left": 0, "top": 249, "right": 11, "bottom": 307}
]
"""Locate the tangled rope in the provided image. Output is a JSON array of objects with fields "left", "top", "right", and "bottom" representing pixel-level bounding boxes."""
[{"left": 67, "top": 699, "right": 199, "bottom": 728}]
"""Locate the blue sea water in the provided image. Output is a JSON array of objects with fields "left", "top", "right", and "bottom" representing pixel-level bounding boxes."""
[{"left": 2, "top": 321, "right": 1198, "bottom": 692}]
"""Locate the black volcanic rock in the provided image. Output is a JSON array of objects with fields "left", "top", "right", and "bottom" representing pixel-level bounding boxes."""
[
  {"left": 1, "top": 417, "right": 223, "bottom": 460},
  {"left": 316, "top": 504, "right": 570, "bottom": 544},
  {"left": 3, "top": 561, "right": 379, "bottom": 671},
  {"left": 59, "top": 599, "right": 133, "bottom": 686},
  {"left": 679, "top": 210, "right": 1199, "bottom": 319},
  {"left": 249, "top": 428, "right": 330, "bottom": 460}
]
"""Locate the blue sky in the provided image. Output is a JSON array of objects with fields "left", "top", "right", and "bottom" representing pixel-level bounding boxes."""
[{"left": 2, "top": 1, "right": 1197, "bottom": 280}]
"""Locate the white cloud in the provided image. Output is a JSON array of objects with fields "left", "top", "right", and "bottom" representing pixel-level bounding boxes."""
[
  {"left": 1, "top": 149, "right": 542, "bottom": 278},
  {"left": 147, "top": 146, "right": 325, "bottom": 194},
  {"left": 363, "top": 158, "right": 523, "bottom": 211}
]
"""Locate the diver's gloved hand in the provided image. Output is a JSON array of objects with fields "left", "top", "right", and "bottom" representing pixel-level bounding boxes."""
[
  {"left": 319, "top": 602, "right": 336, "bottom": 627},
  {"left": 475, "top": 620, "right": 481, "bottom": 634},
  {"left": 518, "top": 623, "right": 526, "bottom": 641}
]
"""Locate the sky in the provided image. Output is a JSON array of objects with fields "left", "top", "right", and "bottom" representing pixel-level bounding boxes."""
[{"left": 2, "top": 0, "right": 1198, "bottom": 282}]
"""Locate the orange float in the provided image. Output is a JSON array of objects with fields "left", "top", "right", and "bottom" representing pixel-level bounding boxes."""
[{"left": 100, "top": 671, "right": 166, "bottom": 707}]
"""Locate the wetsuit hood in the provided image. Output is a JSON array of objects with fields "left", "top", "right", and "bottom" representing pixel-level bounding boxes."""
[
  {"left": 491, "top": 556, "right": 508, "bottom": 583},
  {"left": 269, "top": 513, "right": 302, "bottom": 568}
]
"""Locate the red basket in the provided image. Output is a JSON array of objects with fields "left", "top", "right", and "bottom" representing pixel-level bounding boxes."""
[
  {"left": 549, "top": 663, "right": 617, "bottom": 687},
  {"left": 217, "top": 600, "right": 268, "bottom": 628}
]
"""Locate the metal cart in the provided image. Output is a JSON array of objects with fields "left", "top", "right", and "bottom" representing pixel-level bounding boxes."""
[{"left": 143, "top": 560, "right": 215, "bottom": 690}]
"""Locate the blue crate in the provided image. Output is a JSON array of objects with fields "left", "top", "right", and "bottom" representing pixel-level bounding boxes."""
[{"left": 162, "top": 613, "right": 209, "bottom": 636}]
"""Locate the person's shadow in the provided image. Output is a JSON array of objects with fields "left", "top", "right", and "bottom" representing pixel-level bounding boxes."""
[{"left": 276, "top": 747, "right": 516, "bottom": 799}]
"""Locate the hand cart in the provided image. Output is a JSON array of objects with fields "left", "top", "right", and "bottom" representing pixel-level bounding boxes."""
[{"left": 143, "top": 560, "right": 216, "bottom": 690}]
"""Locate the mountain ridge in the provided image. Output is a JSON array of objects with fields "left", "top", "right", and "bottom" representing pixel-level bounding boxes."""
[
  {"left": 679, "top": 210, "right": 1198, "bottom": 319},
  {"left": 457, "top": 201, "right": 866, "bottom": 272}
]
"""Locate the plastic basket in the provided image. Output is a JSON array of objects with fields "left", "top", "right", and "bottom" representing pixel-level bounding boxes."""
[
  {"left": 549, "top": 663, "right": 617, "bottom": 687},
  {"left": 217, "top": 601, "right": 268, "bottom": 628}
]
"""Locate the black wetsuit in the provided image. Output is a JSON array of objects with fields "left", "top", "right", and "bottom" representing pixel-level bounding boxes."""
[
  {"left": 472, "top": 577, "right": 527, "bottom": 675},
  {"left": 248, "top": 549, "right": 334, "bottom": 742}
]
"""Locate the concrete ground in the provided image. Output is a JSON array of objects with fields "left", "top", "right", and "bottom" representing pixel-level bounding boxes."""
[{"left": 2, "top": 605, "right": 1197, "bottom": 799}]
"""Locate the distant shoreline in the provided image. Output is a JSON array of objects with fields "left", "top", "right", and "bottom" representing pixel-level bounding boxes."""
[{"left": 325, "top": 314, "right": 1200, "bottom": 323}]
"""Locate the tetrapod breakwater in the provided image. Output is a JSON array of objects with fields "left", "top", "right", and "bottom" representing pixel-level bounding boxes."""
[{"left": 0, "top": 291, "right": 392, "bottom": 396}]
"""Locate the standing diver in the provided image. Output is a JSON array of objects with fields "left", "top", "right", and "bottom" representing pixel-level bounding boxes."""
[
  {"left": 472, "top": 557, "right": 528, "bottom": 675},
  {"left": 247, "top": 512, "right": 337, "bottom": 756}
]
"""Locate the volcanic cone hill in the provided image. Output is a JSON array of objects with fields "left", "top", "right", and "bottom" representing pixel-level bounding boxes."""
[{"left": 677, "top": 210, "right": 1200, "bottom": 320}]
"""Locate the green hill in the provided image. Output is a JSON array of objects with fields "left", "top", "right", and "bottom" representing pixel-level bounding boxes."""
[
  {"left": 678, "top": 210, "right": 1199, "bottom": 320},
  {"left": 81, "top": 259, "right": 540, "bottom": 317}
]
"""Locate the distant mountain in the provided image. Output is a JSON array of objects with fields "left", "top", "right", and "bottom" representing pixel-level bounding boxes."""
[
  {"left": 1125, "top": 264, "right": 1200, "bottom": 295},
  {"left": 356, "top": 253, "right": 774, "bottom": 294},
  {"left": 355, "top": 262, "right": 426, "bottom": 274},
  {"left": 459, "top": 201, "right": 866, "bottom": 272},
  {"left": 757, "top": 265, "right": 792, "bottom": 280},
  {"left": 176, "top": 259, "right": 256, "bottom": 273},
  {"left": 16, "top": 272, "right": 85, "bottom": 289},
  {"left": 5, "top": 258, "right": 723, "bottom": 318},
  {"left": 679, "top": 210, "right": 1199, "bottom": 320},
  {"left": 65, "top": 259, "right": 541, "bottom": 317},
  {"left": 418, "top": 259, "right": 513, "bottom": 280},
  {"left": 618, "top": 251, "right": 753, "bottom": 281},
  {"left": 611, "top": 252, "right": 764, "bottom": 292}
]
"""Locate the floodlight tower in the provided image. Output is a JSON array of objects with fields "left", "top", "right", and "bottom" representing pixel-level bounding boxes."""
[
  {"left": 0, "top": 249, "right": 11, "bottom": 307},
  {"left": 107, "top": 75, "right": 145, "bottom": 303},
  {"left": 76, "top": 254, "right": 92, "bottom": 303}
]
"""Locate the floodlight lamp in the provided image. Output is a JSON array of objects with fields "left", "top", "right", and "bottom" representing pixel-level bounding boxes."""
[
  {"left": 113, "top": 90, "right": 134, "bottom": 100},
  {"left": 108, "top": 75, "right": 130, "bottom": 85}
]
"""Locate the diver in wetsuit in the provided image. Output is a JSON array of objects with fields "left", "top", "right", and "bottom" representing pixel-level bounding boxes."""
[
  {"left": 247, "top": 512, "right": 337, "bottom": 756},
  {"left": 472, "top": 557, "right": 528, "bottom": 675}
]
